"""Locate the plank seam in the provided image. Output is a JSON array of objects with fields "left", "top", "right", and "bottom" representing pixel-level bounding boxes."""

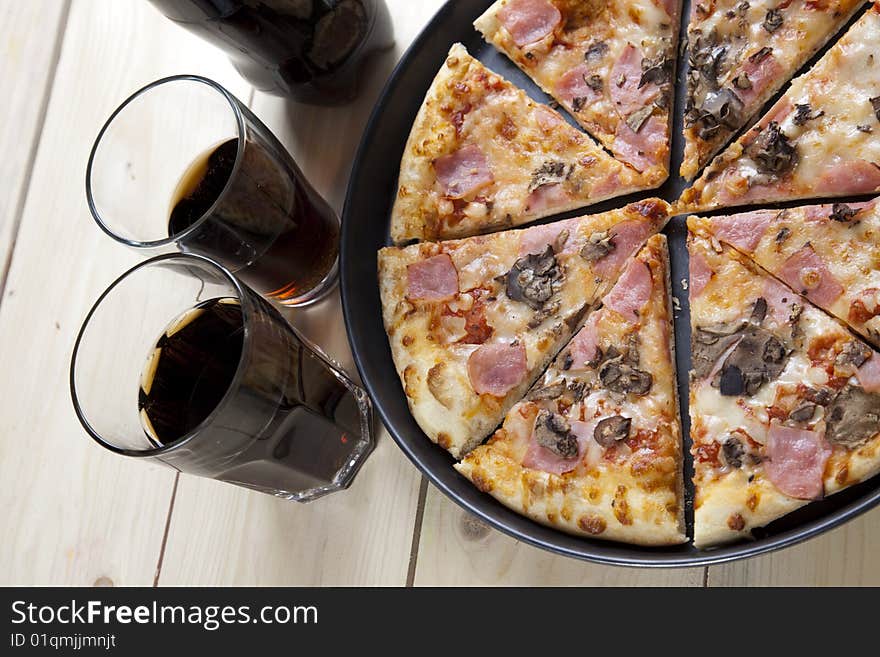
[
  {"left": 405, "top": 476, "right": 429, "bottom": 587},
  {"left": 153, "top": 472, "right": 180, "bottom": 587},
  {"left": 0, "top": 0, "right": 72, "bottom": 305}
]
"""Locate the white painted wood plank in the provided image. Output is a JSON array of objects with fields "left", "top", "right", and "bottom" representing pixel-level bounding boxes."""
[
  {"left": 707, "top": 507, "right": 880, "bottom": 586},
  {"left": 0, "top": 0, "right": 68, "bottom": 287},
  {"left": 0, "top": 0, "right": 252, "bottom": 585},
  {"left": 414, "top": 486, "right": 704, "bottom": 586}
]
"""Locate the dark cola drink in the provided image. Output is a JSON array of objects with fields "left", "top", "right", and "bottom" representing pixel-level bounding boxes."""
[
  {"left": 147, "top": 0, "right": 394, "bottom": 105},
  {"left": 138, "top": 296, "right": 367, "bottom": 493},
  {"left": 168, "top": 137, "right": 339, "bottom": 304}
]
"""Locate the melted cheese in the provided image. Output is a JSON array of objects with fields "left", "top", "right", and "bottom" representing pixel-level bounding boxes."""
[
  {"left": 693, "top": 7, "right": 880, "bottom": 202},
  {"left": 689, "top": 239, "right": 861, "bottom": 477}
]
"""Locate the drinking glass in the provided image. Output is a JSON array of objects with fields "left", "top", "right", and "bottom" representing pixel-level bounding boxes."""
[
  {"left": 86, "top": 75, "right": 339, "bottom": 307},
  {"left": 70, "top": 253, "right": 373, "bottom": 501}
]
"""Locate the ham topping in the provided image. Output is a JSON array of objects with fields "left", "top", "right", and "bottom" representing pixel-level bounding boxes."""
[
  {"left": 525, "top": 183, "right": 572, "bottom": 214},
  {"left": 467, "top": 341, "right": 527, "bottom": 397},
  {"left": 555, "top": 64, "right": 601, "bottom": 107},
  {"left": 497, "top": 0, "right": 562, "bottom": 47},
  {"left": 591, "top": 220, "right": 654, "bottom": 278},
  {"left": 777, "top": 245, "right": 844, "bottom": 308},
  {"left": 434, "top": 145, "right": 493, "bottom": 199},
  {"left": 610, "top": 44, "right": 660, "bottom": 117},
  {"left": 688, "top": 249, "right": 712, "bottom": 298},
  {"left": 523, "top": 418, "right": 598, "bottom": 475},
  {"left": 519, "top": 217, "right": 578, "bottom": 255},
  {"left": 765, "top": 425, "right": 831, "bottom": 500},
  {"left": 406, "top": 254, "right": 459, "bottom": 301},
  {"left": 613, "top": 114, "right": 665, "bottom": 173},
  {"left": 815, "top": 159, "right": 880, "bottom": 195},
  {"left": 734, "top": 51, "right": 782, "bottom": 105},
  {"left": 710, "top": 210, "right": 774, "bottom": 253},
  {"left": 604, "top": 259, "right": 652, "bottom": 323},
  {"left": 762, "top": 277, "right": 799, "bottom": 328},
  {"left": 858, "top": 352, "right": 880, "bottom": 393},
  {"left": 567, "top": 312, "right": 602, "bottom": 369}
]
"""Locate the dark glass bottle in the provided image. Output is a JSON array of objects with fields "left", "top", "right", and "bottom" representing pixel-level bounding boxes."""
[{"left": 147, "top": 0, "right": 394, "bottom": 105}]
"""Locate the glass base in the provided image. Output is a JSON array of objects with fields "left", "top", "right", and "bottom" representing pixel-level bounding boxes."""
[
  {"left": 219, "top": 333, "right": 375, "bottom": 502},
  {"left": 274, "top": 255, "right": 339, "bottom": 308}
]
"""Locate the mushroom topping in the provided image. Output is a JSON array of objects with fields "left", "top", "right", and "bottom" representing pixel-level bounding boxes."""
[
  {"left": 584, "top": 40, "right": 608, "bottom": 62},
  {"left": 792, "top": 103, "right": 824, "bottom": 126},
  {"left": 593, "top": 416, "right": 632, "bottom": 447},
  {"left": 626, "top": 105, "right": 655, "bottom": 133},
  {"left": 716, "top": 327, "right": 789, "bottom": 397},
  {"left": 750, "top": 297, "right": 768, "bottom": 325},
  {"left": 686, "top": 88, "right": 743, "bottom": 140},
  {"left": 805, "top": 387, "right": 833, "bottom": 406},
  {"left": 763, "top": 8, "right": 783, "bottom": 33},
  {"left": 702, "top": 88, "right": 743, "bottom": 127},
  {"left": 580, "top": 230, "right": 616, "bottom": 262},
  {"left": 746, "top": 121, "right": 797, "bottom": 175},
  {"left": 599, "top": 358, "right": 653, "bottom": 396},
  {"left": 639, "top": 54, "right": 672, "bottom": 89},
  {"left": 829, "top": 203, "right": 857, "bottom": 223},
  {"left": 775, "top": 227, "right": 791, "bottom": 243},
  {"left": 691, "top": 323, "right": 745, "bottom": 379},
  {"left": 534, "top": 410, "right": 578, "bottom": 458},
  {"left": 870, "top": 95, "right": 880, "bottom": 123},
  {"left": 721, "top": 435, "right": 745, "bottom": 468},
  {"left": 834, "top": 340, "right": 873, "bottom": 376},
  {"left": 732, "top": 73, "right": 752, "bottom": 90},
  {"left": 749, "top": 47, "right": 773, "bottom": 65},
  {"left": 529, "top": 161, "right": 570, "bottom": 192},
  {"left": 526, "top": 381, "right": 567, "bottom": 401},
  {"left": 585, "top": 74, "right": 604, "bottom": 92},
  {"left": 825, "top": 386, "right": 880, "bottom": 448},
  {"left": 504, "top": 246, "right": 563, "bottom": 310},
  {"left": 788, "top": 403, "right": 818, "bottom": 424}
]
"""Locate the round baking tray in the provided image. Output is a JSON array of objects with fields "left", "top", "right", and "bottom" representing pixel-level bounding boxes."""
[{"left": 340, "top": 0, "right": 880, "bottom": 566}]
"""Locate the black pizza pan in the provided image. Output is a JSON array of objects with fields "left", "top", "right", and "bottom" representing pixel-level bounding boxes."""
[{"left": 340, "top": 0, "right": 880, "bottom": 567}]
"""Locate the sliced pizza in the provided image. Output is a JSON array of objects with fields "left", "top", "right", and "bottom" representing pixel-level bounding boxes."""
[
  {"left": 390, "top": 43, "right": 644, "bottom": 244},
  {"left": 379, "top": 199, "right": 670, "bottom": 459},
  {"left": 680, "top": 3, "right": 880, "bottom": 212},
  {"left": 681, "top": 0, "right": 864, "bottom": 181},
  {"left": 456, "top": 234, "right": 685, "bottom": 545},
  {"left": 687, "top": 225, "right": 880, "bottom": 548},
  {"left": 474, "top": 0, "right": 681, "bottom": 184},
  {"left": 690, "top": 199, "right": 880, "bottom": 349}
]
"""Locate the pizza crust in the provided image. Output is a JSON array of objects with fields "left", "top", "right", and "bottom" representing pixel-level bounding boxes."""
[{"left": 455, "top": 445, "right": 686, "bottom": 546}]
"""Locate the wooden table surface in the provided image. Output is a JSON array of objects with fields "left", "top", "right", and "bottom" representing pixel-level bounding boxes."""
[{"left": 2, "top": 0, "right": 878, "bottom": 587}]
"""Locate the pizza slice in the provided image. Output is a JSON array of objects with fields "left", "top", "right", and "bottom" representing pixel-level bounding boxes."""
[
  {"left": 379, "top": 199, "right": 670, "bottom": 459},
  {"left": 690, "top": 199, "right": 880, "bottom": 349},
  {"left": 474, "top": 0, "right": 681, "bottom": 185},
  {"left": 680, "top": 3, "right": 880, "bottom": 212},
  {"left": 681, "top": 0, "right": 864, "bottom": 181},
  {"left": 390, "top": 43, "right": 645, "bottom": 244},
  {"left": 688, "top": 225, "right": 880, "bottom": 548},
  {"left": 455, "top": 234, "right": 685, "bottom": 545}
]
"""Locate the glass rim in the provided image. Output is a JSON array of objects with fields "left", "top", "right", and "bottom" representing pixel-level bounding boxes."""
[
  {"left": 85, "top": 74, "right": 246, "bottom": 250},
  {"left": 70, "top": 252, "right": 255, "bottom": 459}
]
